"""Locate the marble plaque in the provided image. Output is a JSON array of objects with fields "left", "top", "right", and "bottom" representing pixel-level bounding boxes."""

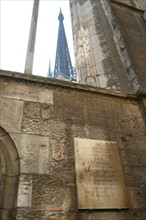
[{"left": 74, "top": 138, "right": 129, "bottom": 209}]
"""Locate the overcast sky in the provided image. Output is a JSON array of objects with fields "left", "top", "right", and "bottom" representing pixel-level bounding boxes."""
[{"left": 1, "top": 0, "right": 75, "bottom": 77}]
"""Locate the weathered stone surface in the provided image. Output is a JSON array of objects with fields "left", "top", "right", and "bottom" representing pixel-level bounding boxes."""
[
  {"left": 45, "top": 211, "right": 78, "bottom": 220},
  {"left": 1, "top": 69, "right": 146, "bottom": 219},
  {"left": 52, "top": 143, "right": 65, "bottom": 160},
  {"left": 15, "top": 207, "right": 45, "bottom": 220},
  {"left": 79, "top": 210, "right": 133, "bottom": 220},
  {"left": 1, "top": 81, "right": 53, "bottom": 104},
  {"left": 63, "top": 187, "right": 77, "bottom": 210},
  {"left": 111, "top": 2, "right": 146, "bottom": 91},
  {"left": 23, "top": 102, "right": 53, "bottom": 120},
  {"left": 124, "top": 166, "right": 146, "bottom": 187},
  {"left": 70, "top": 0, "right": 135, "bottom": 92},
  {"left": 128, "top": 187, "right": 146, "bottom": 209},
  {"left": 41, "top": 105, "right": 53, "bottom": 120},
  {"left": 22, "top": 117, "right": 50, "bottom": 136},
  {"left": 32, "top": 175, "right": 65, "bottom": 206},
  {"left": 53, "top": 106, "right": 85, "bottom": 125},
  {"left": 122, "top": 101, "right": 142, "bottom": 117},
  {"left": 10, "top": 133, "right": 50, "bottom": 174},
  {"left": 110, "top": 0, "right": 146, "bottom": 11},
  {"left": 50, "top": 122, "right": 67, "bottom": 142},
  {"left": 21, "top": 101, "right": 52, "bottom": 136},
  {"left": 0, "top": 127, "right": 20, "bottom": 220},
  {"left": 118, "top": 135, "right": 146, "bottom": 150},
  {"left": 120, "top": 148, "right": 141, "bottom": 166},
  {"left": 17, "top": 175, "right": 32, "bottom": 207},
  {"left": 0, "top": 98, "right": 23, "bottom": 133},
  {"left": 23, "top": 102, "right": 42, "bottom": 119},
  {"left": 74, "top": 138, "right": 129, "bottom": 209}
]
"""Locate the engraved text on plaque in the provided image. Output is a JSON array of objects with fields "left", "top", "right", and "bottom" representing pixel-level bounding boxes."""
[{"left": 74, "top": 138, "right": 129, "bottom": 209}]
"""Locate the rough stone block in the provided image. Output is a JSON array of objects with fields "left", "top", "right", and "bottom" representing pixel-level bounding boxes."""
[
  {"left": 50, "top": 122, "right": 67, "bottom": 142},
  {"left": 32, "top": 175, "right": 65, "bottom": 206},
  {"left": 120, "top": 148, "right": 140, "bottom": 166},
  {"left": 86, "top": 111, "right": 116, "bottom": 128},
  {"left": 45, "top": 211, "right": 78, "bottom": 220},
  {"left": 22, "top": 118, "right": 50, "bottom": 136},
  {"left": 10, "top": 133, "right": 50, "bottom": 174},
  {"left": 0, "top": 98, "right": 23, "bottom": 133},
  {"left": 63, "top": 187, "right": 77, "bottom": 210},
  {"left": 53, "top": 106, "right": 85, "bottom": 125},
  {"left": 52, "top": 143, "right": 65, "bottom": 160},
  {"left": 79, "top": 210, "right": 133, "bottom": 220},
  {"left": 17, "top": 174, "right": 32, "bottom": 207},
  {"left": 1, "top": 81, "right": 53, "bottom": 104},
  {"left": 15, "top": 207, "right": 45, "bottom": 220},
  {"left": 23, "top": 102, "right": 42, "bottom": 119},
  {"left": 124, "top": 166, "right": 146, "bottom": 187},
  {"left": 128, "top": 187, "right": 146, "bottom": 209},
  {"left": 23, "top": 102, "right": 53, "bottom": 120},
  {"left": 122, "top": 101, "right": 142, "bottom": 117},
  {"left": 41, "top": 105, "right": 53, "bottom": 120}
]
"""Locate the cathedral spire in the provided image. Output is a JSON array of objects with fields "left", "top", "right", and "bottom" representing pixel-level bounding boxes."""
[{"left": 54, "top": 9, "right": 74, "bottom": 80}]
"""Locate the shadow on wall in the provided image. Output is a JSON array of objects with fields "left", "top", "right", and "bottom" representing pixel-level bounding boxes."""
[{"left": 0, "top": 126, "right": 20, "bottom": 220}]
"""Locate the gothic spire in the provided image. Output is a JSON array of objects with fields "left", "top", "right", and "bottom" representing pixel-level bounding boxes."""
[{"left": 54, "top": 9, "right": 74, "bottom": 80}]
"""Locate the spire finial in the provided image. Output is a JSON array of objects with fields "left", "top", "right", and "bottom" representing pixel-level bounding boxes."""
[{"left": 58, "top": 8, "right": 64, "bottom": 21}]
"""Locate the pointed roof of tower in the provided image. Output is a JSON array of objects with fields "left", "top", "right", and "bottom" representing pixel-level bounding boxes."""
[
  {"left": 58, "top": 8, "right": 64, "bottom": 21},
  {"left": 54, "top": 9, "right": 74, "bottom": 80}
]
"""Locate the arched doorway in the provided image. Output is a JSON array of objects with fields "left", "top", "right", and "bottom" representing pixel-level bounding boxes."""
[{"left": 0, "top": 127, "right": 20, "bottom": 220}]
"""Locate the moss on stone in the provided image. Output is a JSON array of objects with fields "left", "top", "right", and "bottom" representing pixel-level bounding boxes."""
[{"left": 0, "top": 69, "right": 145, "bottom": 99}]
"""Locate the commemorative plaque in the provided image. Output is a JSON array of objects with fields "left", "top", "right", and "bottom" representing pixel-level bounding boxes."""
[{"left": 74, "top": 138, "right": 129, "bottom": 209}]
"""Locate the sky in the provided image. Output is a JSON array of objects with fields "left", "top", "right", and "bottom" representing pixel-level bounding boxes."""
[{"left": 1, "top": 0, "right": 75, "bottom": 77}]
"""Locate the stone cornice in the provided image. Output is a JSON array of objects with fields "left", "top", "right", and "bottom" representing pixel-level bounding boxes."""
[{"left": 1, "top": 69, "right": 146, "bottom": 99}]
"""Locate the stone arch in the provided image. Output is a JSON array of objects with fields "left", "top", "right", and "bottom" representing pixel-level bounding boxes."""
[{"left": 0, "top": 126, "right": 20, "bottom": 220}]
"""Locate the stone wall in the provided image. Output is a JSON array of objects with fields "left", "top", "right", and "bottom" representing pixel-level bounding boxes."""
[
  {"left": 0, "top": 70, "right": 146, "bottom": 220},
  {"left": 111, "top": 0, "right": 146, "bottom": 11},
  {"left": 69, "top": 0, "right": 146, "bottom": 93},
  {"left": 110, "top": 0, "right": 146, "bottom": 91}
]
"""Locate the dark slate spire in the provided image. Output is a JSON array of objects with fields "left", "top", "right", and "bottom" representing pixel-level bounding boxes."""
[
  {"left": 58, "top": 8, "right": 64, "bottom": 22},
  {"left": 54, "top": 9, "right": 75, "bottom": 80}
]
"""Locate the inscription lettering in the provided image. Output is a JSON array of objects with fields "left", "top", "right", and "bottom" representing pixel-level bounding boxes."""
[{"left": 74, "top": 138, "right": 129, "bottom": 209}]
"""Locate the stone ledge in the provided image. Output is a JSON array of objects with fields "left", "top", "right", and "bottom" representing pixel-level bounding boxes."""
[{"left": 0, "top": 69, "right": 145, "bottom": 99}]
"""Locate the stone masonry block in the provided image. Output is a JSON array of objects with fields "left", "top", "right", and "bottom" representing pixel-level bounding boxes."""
[
  {"left": 23, "top": 102, "right": 53, "bottom": 120},
  {"left": 17, "top": 174, "right": 32, "bottom": 207},
  {"left": 0, "top": 98, "right": 23, "bottom": 133},
  {"left": 15, "top": 207, "right": 45, "bottom": 220},
  {"left": 23, "top": 102, "right": 42, "bottom": 119},
  {"left": 52, "top": 143, "right": 65, "bottom": 161},
  {"left": 128, "top": 187, "right": 146, "bottom": 209},
  {"left": 50, "top": 122, "right": 67, "bottom": 143},
  {"left": 32, "top": 175, "right": 65, "bottom": 206},
  {"left": 124, "top": 166, "right": 146, "bottom": 187},
  {"left": 63, "top": 187, "right": 77, "bottom": 210},
  {"left": 1, "top": 81, "right": 53, "bottom": 104},
  {"left": 22, "top": 117, "right": 50, "bottom": 136},
  {"left": 45, "top": 211, "right": 78, "bottom": 220},
  {"left": 52, "top": 105, "right": 85, "bottom": 125},
  {"left": 10, "top": 133, "right": 50, "bottom": 174},
  {"left": 79, "top": 210, "right": 133, "bottom": 220}
]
